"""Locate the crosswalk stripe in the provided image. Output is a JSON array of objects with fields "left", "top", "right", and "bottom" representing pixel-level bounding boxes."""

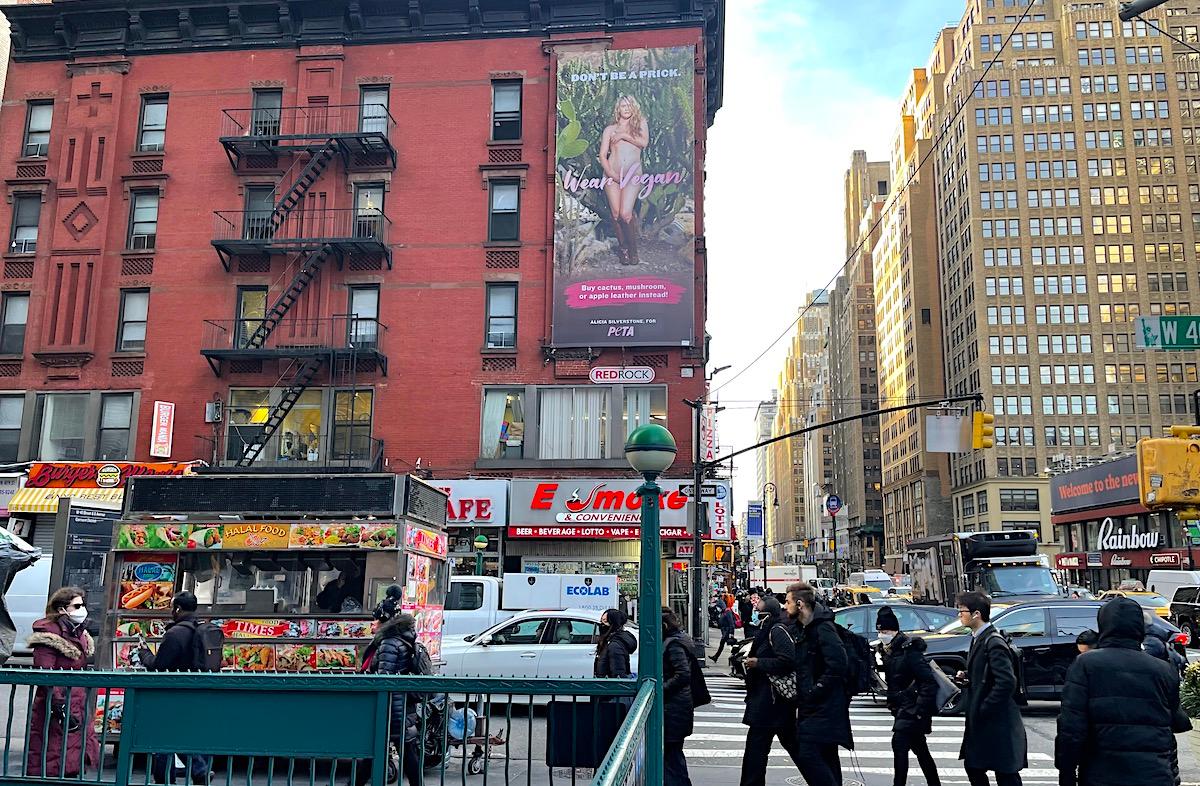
[{"left": 683, "top": 746, "right": 1052, "bottom": 762}]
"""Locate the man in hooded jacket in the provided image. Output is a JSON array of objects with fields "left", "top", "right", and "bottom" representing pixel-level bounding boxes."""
[
  {"left": 1055, "top": 597, "right": 1192, "bottom": 786},
  {"left": 787, "top": 585, "right": 852, "bottom": 786}
]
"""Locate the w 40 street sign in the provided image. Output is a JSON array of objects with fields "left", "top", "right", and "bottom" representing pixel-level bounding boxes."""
[{"left": 1136, "top": 316, "right": 1200, "bottom": 349}]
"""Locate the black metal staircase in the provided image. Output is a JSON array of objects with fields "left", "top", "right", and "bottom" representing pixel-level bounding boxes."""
[
  {"left": 236, "top": 357, "right": 324, "bottom": 466},
  {"left": 245, "top": 244, "right": 336, "bottom": 349},
  {"left": 270, "top": 141, "right": 338, "bottom": 233}
]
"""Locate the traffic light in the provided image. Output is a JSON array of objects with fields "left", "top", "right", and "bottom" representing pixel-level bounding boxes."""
[
  {"left": 1137, "top": 428, "right": 1200, "bottom": 508},
  {"left": 971, "top": 411, "right": 995, "bottom": 449},
  {"left": 702, "top": 542, "right": 732, "bottom": 565}
]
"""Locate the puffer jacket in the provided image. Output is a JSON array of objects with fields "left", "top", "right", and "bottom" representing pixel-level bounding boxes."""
[
  {"left": 1055, "top": 598, "right": 1193, "bottom": 786},
  {"left": 363, "top": 619, "right": 420, "bottom": 740},
  {"left": 662, "top": 629, "right": 695, "bottom": 742},
  {"left": 880, "top": 632, "right": 937, "bottom": 735},
  {"left": 594, "top": 629, "right": 637, "bottom": 678}
]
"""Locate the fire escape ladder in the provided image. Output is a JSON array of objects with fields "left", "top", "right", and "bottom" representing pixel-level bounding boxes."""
[
  {"left": 245, "top": 244, "right": 336, "bottom": 349},
  {"left": 236, "top": 357, "right": 324, "bottom": 467},
  {"left": 269, "top": 140, "right": 338, "bottom": 232}
]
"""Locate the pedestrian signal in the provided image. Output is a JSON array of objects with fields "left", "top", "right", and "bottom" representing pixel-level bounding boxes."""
[
  {"left": 971, "top": 411, "right": 995, "bottom": 449},
  {"left": 702, "top": 542, "right": 732, "bottom": 565},
  {"left": 669, "top": 561, "right": 688, "bottom": 572},
  {"left": 1137, "top": 428, "right": 1200, "bottom": 508}
]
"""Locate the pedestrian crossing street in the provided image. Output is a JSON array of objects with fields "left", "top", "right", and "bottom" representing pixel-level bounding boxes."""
[{"left": 689, "top": 672, "right": 1062, "bottom": 785}]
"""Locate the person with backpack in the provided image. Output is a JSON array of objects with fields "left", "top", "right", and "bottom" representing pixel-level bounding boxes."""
[
  {"left": 138, "top": 592, "right": 218, "bottom": 784},
  {"left": 738, "top": 595, "right": 805, "bottom": 786},
  {"left": 954, "top": 591, "right": 1026, "bottom": 786},
  {"left": 786, "top": 584, "right": 852, "bottom": 786},
  {"left": 711, "top": 603, "right": 738, "bottom": 663},
  {"left": 594, "top": 608, "right": 636, "bottom": 680},
  {"left": 876, "top": 605, "right": 941, "bottom": 786},
  {"left": 663, "top": 608, "right": 700, "bottom": 786},
  {"left": 357, "top": 594, "right": 429, "bottom": 786},
  {"left": 1055, "top": 596, "right": 1192, "bottom": 786}
]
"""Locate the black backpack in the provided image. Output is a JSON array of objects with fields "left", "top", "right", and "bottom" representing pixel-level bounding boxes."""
[
  {"left": 180, "top": 620, "right": 224, "bottom": 672},
  {"left": 986, "top": 629, "right": 1027, "bottom": 706},
  {"left": 833, "top": 623, "right": 874, "bottom": 697},
  {"left": 402, "top": 638, "right": 434, "bottom": 676},
  {"left": 668, "top": 639, "right": 711, "bottom": 707}
]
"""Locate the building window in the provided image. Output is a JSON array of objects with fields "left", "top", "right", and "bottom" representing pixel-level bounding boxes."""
[
  {"left": 0, "top": 395, "right": 22, "bottom": 462},
  {"left": 333, "top": 390, "right": 374, "bottom": 460},
  {"left": 539, "top": 387, "right": 608, "bottom": 459},
  {"left": 23, "top": 102, "right": 52, "bottom": 158},
  {"left": 226, "top": 389, "right": 270, "bottom": 462},
  {"left": 999, "top": 488, "right": 1040, "bottom": 512},
  {"left": 623, "top": 386, "right": 667, "bottom": 438},
  {"left": 97, "top": 393, "right": 134, "bottom": 461},
  {"left": 35, "top": 393, "right": 87, "bottom": 461},
  {"left": 485, "top": 283, "right": 517, "bottom": 348},
  {"left": 359, "top": 86, "right": 389, "bottom": 135},
  {"left": 118, "top": 289, "right": 149, "bottom": 352},
  {"left": 128, "top": 191, "right": 159, "bottom": 250},
  {"left": 0, "top": 293, "right": 29, "bottom": 356},
  {"left": 354, "top": 184, "right": 384, "bottom": 239},
  {"left": 347, "top": 285, "right": 380, "bottom": 349},
  {"left": 279, "top": 389, "right": 322, "bottom": 462},
  {"left": 1002, "top": 520, "right": 1042, "bottom": 540},
  {"left": 235, "top": 286, "right": 267, "bottom": 349},
  {"left": 480, "top": 389, "right": 525, "bottom": 459},
  {"left": 243, "top": 186, "right": 275, "bottom": 240},
  {"left": 251, "top": 89, "right": 283, "bottom": 136},
  {"left": 10, "top": 195, "right": 41, "bottom": 254},
  {"left": 488, "top": 181, "right": 520, "bottom": 242},
  {"left": 491, "top": 80, "right": 522, "bottom": 141},
  {"left": 138, "top": 95, "right": 169, "bottom": 152}
]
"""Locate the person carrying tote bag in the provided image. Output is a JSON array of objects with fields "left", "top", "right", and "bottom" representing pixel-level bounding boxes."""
[{"left": 739, "top": 596, "right": 807, "bottom": 786}]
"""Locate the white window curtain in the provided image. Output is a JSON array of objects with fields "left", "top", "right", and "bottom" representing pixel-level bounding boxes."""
[
  {"left": 624, "top": 389, "right": 653, "bottom": 437},
  {"left": 540, "top": 388, "right": 607, "bottom": 459},
  {"left": 480, "top": 391, "right": 509, "bottom": 459}
]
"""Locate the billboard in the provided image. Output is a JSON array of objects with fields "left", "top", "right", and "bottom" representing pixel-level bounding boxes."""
[{"left": 553, "top": 46, "right": 696, "bottom": 346}]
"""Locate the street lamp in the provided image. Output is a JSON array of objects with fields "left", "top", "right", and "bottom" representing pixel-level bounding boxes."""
[
  {"left": 473, "top": 534, "right": 489, "bottom": 576},
  {"left": 761, "top": 482, "right": 778, "bottom": 591},
  {"left": 625, "top": 423, "right": 676, "bottom": 786}
]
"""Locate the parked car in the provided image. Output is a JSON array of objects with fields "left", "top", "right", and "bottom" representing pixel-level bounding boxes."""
[
  {"left": 1098, "top": 589, "right": 1171, "bottom": 618},
  {"left": 440, "top": 608, "right": 633, "bottom": 701},
  {"left": 916, "top": 600, "right": 1187, "bottom": 707},
  {"left": 1168, "top": 585, "right": 1199, "bottom": 647}
]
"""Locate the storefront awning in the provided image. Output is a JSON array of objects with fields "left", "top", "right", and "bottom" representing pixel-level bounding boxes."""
[{"left": 7, "top": 486, "right": 124, "bottom": 514}]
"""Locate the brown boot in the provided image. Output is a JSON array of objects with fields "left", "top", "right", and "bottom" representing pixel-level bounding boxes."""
[
  {"left": 624, "top": 217, "right": 640, "bottom": 265},
  {"left": 612, "top": 219, "right": 629, "bottom": 264}
]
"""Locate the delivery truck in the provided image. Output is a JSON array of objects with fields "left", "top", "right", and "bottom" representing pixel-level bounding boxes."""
[
  {"left": 442, "top": 572, "right": 619, "bottom": 638},
  {"left": 906, "top": 530, "right": 1061, "bottom": 606}
]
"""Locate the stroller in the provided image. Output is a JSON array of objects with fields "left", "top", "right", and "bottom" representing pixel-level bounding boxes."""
[{"left": 387, "top": 694, "right": 505, "bottom": 779}]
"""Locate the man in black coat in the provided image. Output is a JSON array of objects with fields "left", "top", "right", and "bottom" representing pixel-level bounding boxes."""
[
  {"left": 786, "top": 585, "right": 852, "bottom": 786},
  {"left": 662, "top": 608, "right": 696, "bottom": 786},
  {"left": 955, "top": 591, "right": 1026, "bottom": 786},
  {"left": 877, "top": 605, "right": 941, "bottom": 786},
  {"left": 1055, "top": 596, "right": 1192, "bottom": 786},
  {"left": 739, "top": 596, "right": 805, "bottom": 786},
  {"left": 712, "top": 604, "right": 737, "bottom": 662}
]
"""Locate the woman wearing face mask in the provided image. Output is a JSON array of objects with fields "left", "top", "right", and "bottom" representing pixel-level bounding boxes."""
[
  {"left": 876, "top": 606, "right": 941, "bottom": 786},
  {"left": 594, "top": 608, "right": 637, "bottom": 680},
  {"left": 27, "top": 587, "right": 100, "bottom": 778}
]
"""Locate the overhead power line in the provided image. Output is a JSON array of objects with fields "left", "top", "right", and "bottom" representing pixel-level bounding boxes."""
[{"left": 708, "top": 0, "right": 1040, "bottom": 399}]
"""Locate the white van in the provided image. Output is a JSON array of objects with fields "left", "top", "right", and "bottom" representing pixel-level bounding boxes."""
[{"left": 1146, "top": 569, "right": 1200, "bottom": 604}]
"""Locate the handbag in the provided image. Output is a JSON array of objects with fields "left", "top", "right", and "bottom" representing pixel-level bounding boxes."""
[
  {"left": 766, "top": 626, "right": 798, "bottom": 703},
  {"left": 929, "top": 661, "right": 960, "bottom": 712}
]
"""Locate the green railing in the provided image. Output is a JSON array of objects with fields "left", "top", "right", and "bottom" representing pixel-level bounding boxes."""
[
  {"left": 589, "top": 682, "right": 652, "bottom": 786},
  {"left": 0, "top": 670, "right": 639, "bottom": 786}
]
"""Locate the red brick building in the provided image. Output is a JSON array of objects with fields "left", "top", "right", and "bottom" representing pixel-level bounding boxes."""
[{"left": 0, "top": 1, "right": 726, "bottom": 603}]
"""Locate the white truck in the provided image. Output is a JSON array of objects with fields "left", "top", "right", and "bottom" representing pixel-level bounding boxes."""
[
  {"left": 757, "top": 564, "right": 817, "bottom": 595},
  {"left": 442, "top": 572, "right": 620, "bottom": 639}
]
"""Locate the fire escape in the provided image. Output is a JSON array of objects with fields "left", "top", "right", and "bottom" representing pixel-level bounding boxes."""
[{"left": 203, "top": 103, "right": 396, "bottom": 468}]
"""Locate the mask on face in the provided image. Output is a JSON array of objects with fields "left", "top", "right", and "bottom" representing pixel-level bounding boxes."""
[
  {"left": 878, "top": 632, "right": 896, "bottom": 644},
  {"left": 598, "top": 623, "right": 612, "bottom": 637},
  {"left": 66, "top": 607, "right": 87, "bottom": 625}
]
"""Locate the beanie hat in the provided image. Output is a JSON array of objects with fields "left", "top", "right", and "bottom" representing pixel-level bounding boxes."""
[{"left": 875, "top": 605, "right": 900, "bottom": 632}]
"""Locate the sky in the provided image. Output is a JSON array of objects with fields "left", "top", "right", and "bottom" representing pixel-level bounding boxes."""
[{"left": 703, "top": 0, "right": 964, "bottom": 513}]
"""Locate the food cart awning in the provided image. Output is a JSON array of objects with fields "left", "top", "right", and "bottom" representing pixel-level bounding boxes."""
[{"left": 7, "top": 486, "right": 124, "bottom": 513}]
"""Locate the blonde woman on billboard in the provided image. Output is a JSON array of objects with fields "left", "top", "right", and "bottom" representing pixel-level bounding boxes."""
[{"left": 599, "top": 94, "right": 649, "bottom": 265}]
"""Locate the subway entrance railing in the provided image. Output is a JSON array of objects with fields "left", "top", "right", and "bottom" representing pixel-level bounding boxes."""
[{"left": 0, "top": 670, "right": 650, "bottom": 786}]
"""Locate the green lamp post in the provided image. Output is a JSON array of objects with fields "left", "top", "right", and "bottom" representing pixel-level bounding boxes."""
[
  {"left": 473, "top": 534, "right": 489, "bottom": 576},
  {"left": 624, "top": 423, "right": 676, "bottom": 786}
]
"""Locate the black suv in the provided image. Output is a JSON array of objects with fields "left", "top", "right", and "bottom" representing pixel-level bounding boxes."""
[
  {"left": 1169, "top": 585, "right": 1199, "bottom": 647},
  {"left": 915, "top": 599, "right": 1187, "bottom": 704}
]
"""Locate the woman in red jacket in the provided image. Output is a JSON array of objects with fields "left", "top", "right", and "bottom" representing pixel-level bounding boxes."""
[{"left": 26, "top": 586, "right": 100, "bottom": 778}]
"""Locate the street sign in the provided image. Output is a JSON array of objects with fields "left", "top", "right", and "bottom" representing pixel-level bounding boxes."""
[
  {"left": 679, "top": 483, "right": 728, "bottom": 499},
  {"left": 1135, "top": 315, "right": 1200, "bottom": 350},
  {"left": 825, "top": 495, "right": 842, "bottom": 516},
  {"left": 746, "top": 502, "right": 763, "bottom": 538}
]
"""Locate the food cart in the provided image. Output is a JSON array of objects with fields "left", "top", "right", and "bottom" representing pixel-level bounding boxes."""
[{"left": 100, "top": 473, "right": 449, "bottom": 674}]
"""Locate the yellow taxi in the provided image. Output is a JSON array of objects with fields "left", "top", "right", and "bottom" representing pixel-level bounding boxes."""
[
  {"left": 1098, "top": 589, "right": 1172, "bottom": 618},
  {"left": 843, "top": 585, "right": 885, "bottom": 605}
]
